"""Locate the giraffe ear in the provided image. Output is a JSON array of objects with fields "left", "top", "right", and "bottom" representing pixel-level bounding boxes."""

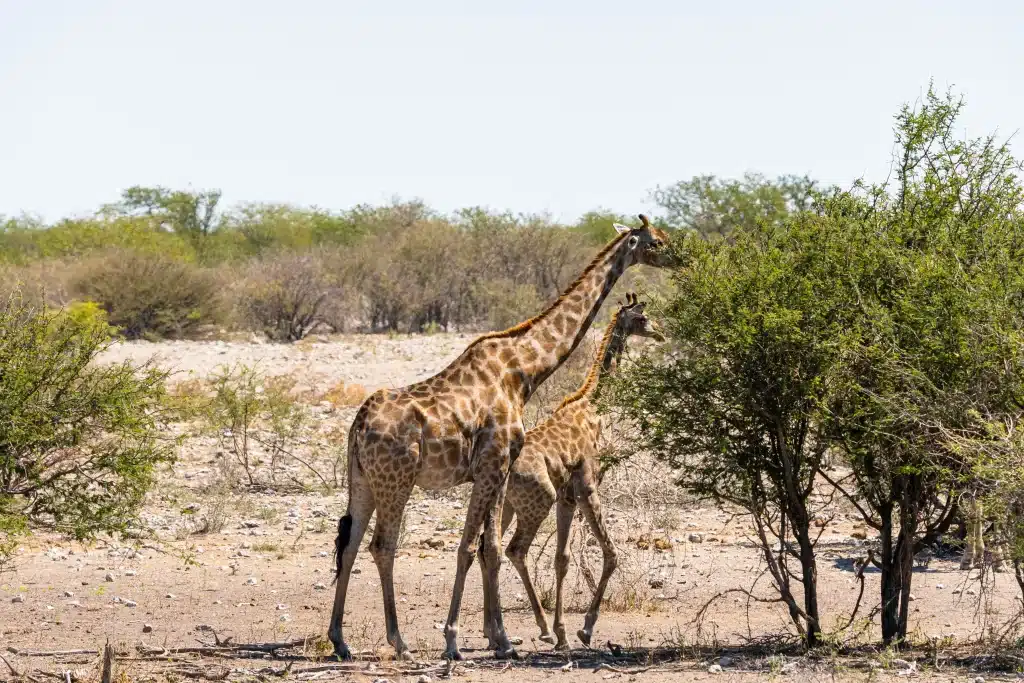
[{"left": 613, "top": 223, "right": 631, "bottom": 235}]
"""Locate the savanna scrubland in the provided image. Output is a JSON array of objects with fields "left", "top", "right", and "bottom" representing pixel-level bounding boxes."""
[{"left": 3, "top": 87, "right": 1024, "bottom": 681}]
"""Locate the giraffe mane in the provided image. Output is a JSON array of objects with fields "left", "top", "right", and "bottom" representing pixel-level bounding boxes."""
[
  {"left": 464, "top": 231, "right": 631, "bottom": 348},
  {"left": 554, "top": 307, "right": 623, "bottom": 412}
]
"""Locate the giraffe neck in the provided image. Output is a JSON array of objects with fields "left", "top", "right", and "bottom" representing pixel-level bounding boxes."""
[
  {"left": 555, "top": 313, "right": 628, "bottom": 411},
  {"left": 516, "top": 234, "right": 631, "bottom": 393}
]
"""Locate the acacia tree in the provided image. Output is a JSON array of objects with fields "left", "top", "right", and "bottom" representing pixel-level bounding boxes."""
[
  {"left": 112, "top": 185, "right": 223, "bottom": 260},
  {"left": 820, "top": 86, "right": 1024, "bottom": 643},
  {"left": 607, "top": 218, "right": 864, "bottom": 647}
]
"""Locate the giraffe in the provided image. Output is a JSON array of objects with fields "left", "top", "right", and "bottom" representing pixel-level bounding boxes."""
[
  {"left": 479, "top": 293, "right": 663, "bottom": 650},
  {"left": 327, "top": 215, "right": 673, "bottom": 661},
  {"left": 960, "top": 493, "right": 1006, "bottom": 572}
]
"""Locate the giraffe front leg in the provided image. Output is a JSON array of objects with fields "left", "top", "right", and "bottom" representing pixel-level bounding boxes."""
[
  {"left": 552, "top": 491, "right": 577, "bottom": 650},
  {"left": 444, "top": 473, "right": 516, "bottom": 660},
  {"left": 481, "top": 500, "right": 516, "bottom": 649},
  {"left": 575, "top": 482, "right": 617, "bottom": 648}
]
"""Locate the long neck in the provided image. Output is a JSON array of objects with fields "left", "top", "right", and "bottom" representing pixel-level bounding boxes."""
[
  {"left": 517, "top": 234, "right": 631, "bottom": 393},
  {"left": 556, "top": 314, "right": 628, "bottom": 411}
]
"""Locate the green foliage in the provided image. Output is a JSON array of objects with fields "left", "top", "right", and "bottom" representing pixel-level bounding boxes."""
[
  {"left": 819, "top": 85, "right": 1024, "bottom": 643},
  {"left": 650, "top": 172, "right": 822, "bottom": 237},
  {"left": 110, "top": 186, "right": 223, "bottom": 260},
  {"left": 0, "top": 294, "right": 172, "bottom": 549},
  {"left": 0, "top": 216, "right": 191, "bottom": 264},
  {"left": 607, "top": 217, "right": 854, "bottom": 646},
  {"left": 72, "top": 249, "right": 224, "bottom": 340},
  {"left": 613, "top": 84, "right": 1024, "bottom": 646}
]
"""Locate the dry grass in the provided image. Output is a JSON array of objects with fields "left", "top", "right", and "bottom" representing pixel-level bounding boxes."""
[{"left": 320, "top": 380, "right": 370, "bottom": 408}]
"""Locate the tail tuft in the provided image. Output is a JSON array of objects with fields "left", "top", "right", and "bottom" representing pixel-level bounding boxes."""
[{"left": 333, "top": 514, "right": 353, "bottom": 583}]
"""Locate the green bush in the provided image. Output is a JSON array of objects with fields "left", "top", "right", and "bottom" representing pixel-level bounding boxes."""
[
  {"left": 0, "top": 294, "right": 172, "bottom": 558},
  {"left": 72, "top": 249, "right": 224, "bottom": 339}
]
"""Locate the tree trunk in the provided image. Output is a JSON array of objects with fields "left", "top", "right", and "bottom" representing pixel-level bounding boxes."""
[
  {"left": 879, "top": 504, "right": 901, "bottom": 643},
  {"left": 895, "top": 492, "right": 920, "bottom": 641},
  {"left": 797, "top": 531, "right": 821, "bottom": 647}
]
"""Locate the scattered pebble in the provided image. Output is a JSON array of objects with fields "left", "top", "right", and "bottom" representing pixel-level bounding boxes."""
[
  {"left": 124, "top": 599, "right": 138, "bottom": 608},
  {"left": 688, "top": 533, "right": 704, "bottom": 544},
  {"left": 649, "top": 579, "right": 664, "bottom": 589},
  {"left": 707, "top": 663, "right": 722, "bottom": 674},
  {"left": 63, "top": 590, "right": 74, "bottom": 598},
  {"left": 125, "top": 570, "right": 137, "bottom": 577},
  {"left": 11, "top": 595, "right": 24, "bottom": 604},
  {"left": 143, "top": 624, "right": 153, "bottom": 633},
  {"left": 313, "top": 583, "right": 327, "bottom": 591},
  {"left": 104, "top": 573, "right": 116, "bottom": 582},
  {"left": 166, "top": 593, "right": 176, "bottom": 599},
  {"left": 246, "top": 577, "right": 259, "bottom": 586}
]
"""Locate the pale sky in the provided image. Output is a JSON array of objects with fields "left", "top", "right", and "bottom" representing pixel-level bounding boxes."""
[{"left": 2, "top": 0, "right": 1022, "bottom": 223}]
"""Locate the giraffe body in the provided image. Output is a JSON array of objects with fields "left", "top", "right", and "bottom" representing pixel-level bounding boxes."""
[
  {"left": 481, "top": 296, "right": 663, "bottom": 649},
  {"left": 328, "top": 217, "right": 672, "bottom": 661}
]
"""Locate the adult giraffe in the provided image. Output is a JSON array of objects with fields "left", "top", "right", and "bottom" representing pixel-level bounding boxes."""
[{"left": 328, "top": 215, "right": 672, "bottom": 661}]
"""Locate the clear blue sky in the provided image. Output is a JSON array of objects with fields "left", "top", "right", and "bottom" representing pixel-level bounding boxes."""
[{"left": 2, "top": 0, "right": 1021, "bottom": 222}]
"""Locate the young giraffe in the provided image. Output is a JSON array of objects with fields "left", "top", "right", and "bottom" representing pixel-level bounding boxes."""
[
  {"left": 479, "top": 293, "right": 663, "bottom": 650},
  {"left": 328, "top": 215, "right": 673, "bottom": 661}
]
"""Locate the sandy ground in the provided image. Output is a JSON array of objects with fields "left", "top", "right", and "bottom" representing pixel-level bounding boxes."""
[{"left": 2, "top": 335, "right": 1020, "bottom": 682}]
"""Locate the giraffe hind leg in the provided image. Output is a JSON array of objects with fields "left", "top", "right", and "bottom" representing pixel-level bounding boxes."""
[
  {"left": 575, "top": 484, "right": 617, "bottom": 647},
  {"left": 368, "top": 472, "right": 417, "bottom": 661},
  {"left": 505, "top": 503, "right": 556, "bottom": 645},
  {"left": 328, "top": 457, "right": 375, "bottom": 660}
]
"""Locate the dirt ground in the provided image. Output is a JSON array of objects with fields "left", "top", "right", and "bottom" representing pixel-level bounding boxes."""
[{"left": 2, "top": 334, "right": 1021, "bottom": 682}]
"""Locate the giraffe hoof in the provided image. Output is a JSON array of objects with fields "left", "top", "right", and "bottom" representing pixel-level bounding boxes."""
[
  {"left": 577, "top": 629, "right": 592, "bottom": 647},
  {"left": 443, "top": 648, "right": 464, "bottom": 661},
  {"left": 554, "top": 641, "right": 570, "bottom": 652},
  {"left": 495, "top": 646, "right": 519, "bottom": 660},
  {"left": 396, "top": 650, "right": 415, "bottom": 662},
  {"left": 539, "top": 633, "right": 556, "bottom": 645},
  {"left": 333, "top": 643, "right": 353, "bottom": 661}
]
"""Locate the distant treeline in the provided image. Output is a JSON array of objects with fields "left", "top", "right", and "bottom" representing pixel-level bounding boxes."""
[{"left": 0, "top": 174, "right": 816, "bottom": 340}]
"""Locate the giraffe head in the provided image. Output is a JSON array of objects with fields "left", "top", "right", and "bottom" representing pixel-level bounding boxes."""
[
  {"left": 616, "top": 292, "right": 664, "bottom": 342},
  {"left": 613, "top": 214, "right": 673, "bottom": 268}
]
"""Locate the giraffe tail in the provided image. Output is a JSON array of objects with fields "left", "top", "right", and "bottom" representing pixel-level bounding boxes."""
[{"left": 333, "top": 514, "right": 352, "bottom": 582}]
